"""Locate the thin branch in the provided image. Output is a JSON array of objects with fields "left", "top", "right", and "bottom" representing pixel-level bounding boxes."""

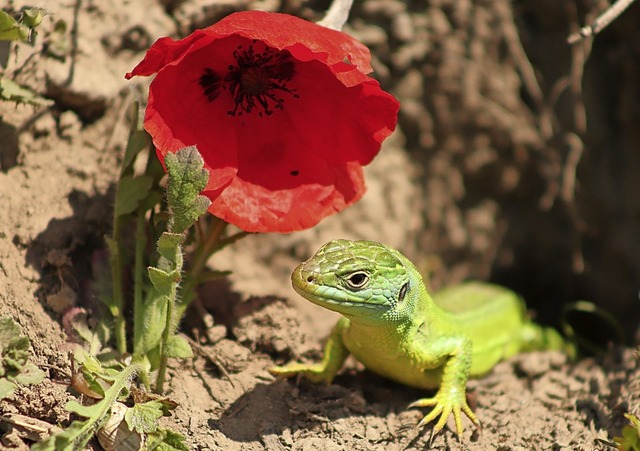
[
  {"left": 568, "top": 0, "right": 636, "bottom": 43},
  {"left": 495, "top": 1, "right": 544, "bottom": 111}
]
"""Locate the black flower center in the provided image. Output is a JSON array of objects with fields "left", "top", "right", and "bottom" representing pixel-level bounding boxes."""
[{"left": 199, "top": 41, "right": 299, "bottom": 117}]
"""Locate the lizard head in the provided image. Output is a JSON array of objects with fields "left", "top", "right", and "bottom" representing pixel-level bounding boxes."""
[{"left": 291, "top": 239, "right": 422, "bottom": 324}]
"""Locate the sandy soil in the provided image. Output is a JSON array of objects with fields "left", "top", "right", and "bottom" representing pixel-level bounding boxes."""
[{"left": 1, "top": 0, "right": 639, "bottom": 449}]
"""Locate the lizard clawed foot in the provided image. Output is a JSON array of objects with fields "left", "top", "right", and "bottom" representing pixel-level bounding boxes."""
[{"left": 409, "top": 393, "right": 481, "bottom": 438}]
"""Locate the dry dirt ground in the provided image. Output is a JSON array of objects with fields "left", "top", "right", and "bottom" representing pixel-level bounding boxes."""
[{"left": 1, "top": 0, "right": 640, "bottom": 449}]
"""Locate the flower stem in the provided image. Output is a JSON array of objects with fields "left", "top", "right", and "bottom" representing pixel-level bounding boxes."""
[
  {"left": 318, "top": 0, "right": 353, "bottom": 30},
  {"left": 174, "top": 217, "right": 227, "bottom": 324},
  {"left": 132, "top": 207, "right": 147, "bottom": 356},
  {"left": 111, "top": 215, "right": 127, "bottom": 355},
  {"left": 155, "top": 270, "right": 178, "bottom": 394}
]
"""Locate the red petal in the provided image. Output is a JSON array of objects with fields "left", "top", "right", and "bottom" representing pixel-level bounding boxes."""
[
  {"left": 209, "top": 162, "right": 365, "bottom": 233},
  {"left": 125, "top": 31, "right": 213, "bottom": 79},
  {"left": 210, "top": 11, "right": 373, "bottom": 73},
  {"left": 142, "top": 36, "right": 246, "bottom": 192}
]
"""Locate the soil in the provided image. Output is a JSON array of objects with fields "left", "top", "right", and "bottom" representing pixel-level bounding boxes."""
[{"left": 1, "top": 0, "right": 640, "bottom": 449}]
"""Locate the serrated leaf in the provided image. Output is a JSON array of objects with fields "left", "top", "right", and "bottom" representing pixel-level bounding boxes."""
[
  {"left": 0, "top": 77, "right": 49, "bottom": 105},
  {"left": 124, "top": 400, "right": 163, "bottom": 434},
  {"left": 13, "top": 362, "right": 45, "bottom": 385},
  {"left": 164, "top": 147, "right": 211, "bottom": 234},
  {"left": 0, "top": 317, "right": 21, "bottom": 346},
  {"left": 0, "top": 378, "right": 15, "bottom": 400},
  {"left": 38, "top": 361, "right": 146, "bottom": 451},
  {"left": 115, "top": 175, "right": 154, "bottom": 217},
  {"left": 192, "top": 195, "right": 211, "bottom": 217},
  {"left": 65, "top": 399, "right": 102, "bottom": 418},
  {"left": 131, "top": 388, "right": 178, "bottom": 414},
  {"left": 4, "top": 335, "right": 30, "bottom": 372},
  {"left": 8, "top": 335, "right": 30, "bottom": 353},
  {"left": 148, "top": 428, "right": 190, "bottom": 451},
  {"left": 164, "top": 335, "right": 193, "bottom": 359}
]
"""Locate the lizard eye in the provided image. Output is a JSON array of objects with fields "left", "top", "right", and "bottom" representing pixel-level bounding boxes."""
[
  {"left": 346, "top": 272, "right": 369, "bottom": 289},
  {"left": 398, "top": 282, "right": 408, "bottom": 303}
]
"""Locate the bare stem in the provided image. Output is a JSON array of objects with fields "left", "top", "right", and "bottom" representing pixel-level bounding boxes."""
[
  {"left": 568, "top": 0, "right": 636, "bottom": 43},
  {"left": 318, "top": 0, "right": 354, "bottom": 31}
]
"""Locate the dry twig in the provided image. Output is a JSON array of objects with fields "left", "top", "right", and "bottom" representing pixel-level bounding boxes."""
[{"left": 568, "top": 0, "right": 636, "bottom": 43}]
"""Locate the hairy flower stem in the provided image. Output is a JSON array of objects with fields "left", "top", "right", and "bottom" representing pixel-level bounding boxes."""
[
  {"left": 110, "top": 215, "right": 127, "bottom": 355},
  {"left": 132, "top": 208, "right": 147, "bottom": 357},
  {"left": 155, "top": 268, "right": 178, "bottom": 394},
  {"left": 173, "top": 217, "right": 227, "bottom": 326}
]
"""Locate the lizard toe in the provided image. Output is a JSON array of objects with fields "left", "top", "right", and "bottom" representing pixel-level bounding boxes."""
[{"left": 409, "top": 396, "right": 438, "bottom": 408}]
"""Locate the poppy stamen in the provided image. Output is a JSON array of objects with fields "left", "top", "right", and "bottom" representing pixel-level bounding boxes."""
[{"left": 200, "top": 42, "right": 299, "bottom": 117}]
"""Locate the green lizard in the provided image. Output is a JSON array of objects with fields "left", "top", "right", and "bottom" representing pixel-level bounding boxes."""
[{"left": 270, "top": 239, "right": 568, "bottom": 437}]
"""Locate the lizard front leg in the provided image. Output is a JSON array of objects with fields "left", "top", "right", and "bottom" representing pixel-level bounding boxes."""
[
  {"left": 410, "top": 335, "right": 480, "bottom": 437},
  {"left": 269, "top": 317, "right": 350, "bottom": 385}
]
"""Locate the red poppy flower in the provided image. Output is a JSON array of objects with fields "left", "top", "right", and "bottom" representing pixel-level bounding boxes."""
[{"left": 126, "top": 10, "right": 399, "bottom": 233}]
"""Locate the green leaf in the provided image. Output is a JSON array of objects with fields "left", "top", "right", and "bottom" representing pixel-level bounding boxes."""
[
  {"left": 148, "top": 267, "right": 174, "bottom": 293},
  {"left": 0, "top": 77, "right": 49, "bottom": 106},
  {"left": 114, "top": 175, "right": 154, "bottom": 217},
  {"left": 121, "top": 102, "right": 150, "bottom": 175},
  {"left": 147, "top": 428, "right": 190, "bottom": 451},
  {"left": 30, "top": 419, "right": 91, "bottom": 451},
  {"left": 157, "top": 232, "right": 184, "bottom": 263},
  {"left": 124, "top": 400, "right": 164, "bottom": 434},
  {"left": 0, "top": 378, "right": 15, "bottom": 400},
  {"left": 13, "top": 362, "right": 45, "bottom": 385},
  {"left": 164, "top": 335, "right": 193, "bottom": 359},
  {"left": 139, "top": 190, "right": 164, "bottom": 213},
  {"left": 0, "top": 317, "right": 21, "bottom": 347},
  {"left": 22, "top": 8, "right": 47, "bottom": 28},
  {"left": 0, "top": 11, "right": 29, "bottom": 41},
  {"left": 36, "top": 361, "right": 146, "bottom": 451},
  {"left": 74, "top": 348, "right": 103, "bottom": 373},
  {"left": 65, "top": 399, "right": 102, "bottom": 418},
  {"left": 135, "top": 289, "right": 167, "bottom": 356},
  {"left": 8, "top": 335, "right": 30, "bottom": 352},
  {"left": 164, "top": 147, "right": 211, "bottom": 234},
  {"left": 146, "top": 344, "right": 162, "bottom": 371}
]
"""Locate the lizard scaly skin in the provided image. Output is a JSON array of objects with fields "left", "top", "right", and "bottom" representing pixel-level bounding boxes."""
[{"left": 270, "top": 239, "right": 566, "bottom": 437}]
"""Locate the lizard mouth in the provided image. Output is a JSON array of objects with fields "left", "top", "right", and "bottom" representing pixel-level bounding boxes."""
[{"left": 291, "top": 264, "right": 389, "bottom": 311}]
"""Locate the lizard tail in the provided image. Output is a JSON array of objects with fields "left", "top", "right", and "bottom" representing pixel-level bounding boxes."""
[{"left": 519, "top": 322, "right": 576, "bottom": 357}]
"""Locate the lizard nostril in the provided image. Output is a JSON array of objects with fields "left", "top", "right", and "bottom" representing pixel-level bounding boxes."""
[{"left": 306, "top": 275, "right": 314, "bottom": 283}]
